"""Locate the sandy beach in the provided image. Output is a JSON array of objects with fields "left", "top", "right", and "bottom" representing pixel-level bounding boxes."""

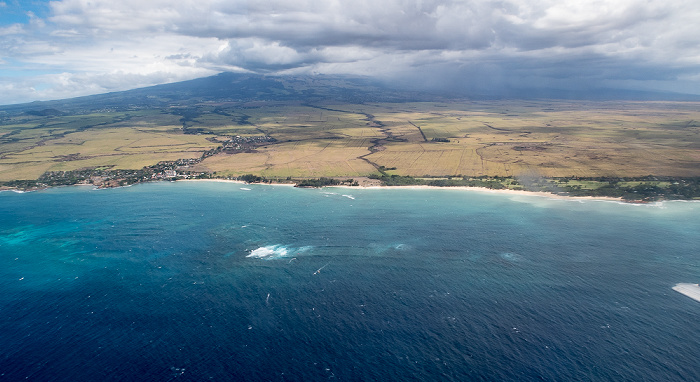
[
  {"left": 1, "top": 177, "right": 634, "bottom": 203},
  {"left": 340, "top": 184, "right": 628, "bottom": 202},
  {"left": 182, "top": 178, "right": 625, "bottom": 203}
]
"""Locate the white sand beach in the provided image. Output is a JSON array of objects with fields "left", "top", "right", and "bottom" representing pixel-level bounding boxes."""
[{"left": 183, "top": 178, "right": 624, "bottom": 202}]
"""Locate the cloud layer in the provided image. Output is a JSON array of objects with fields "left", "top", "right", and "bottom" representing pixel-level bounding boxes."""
[{"left": 1, "top": 0, "right": 699, "bottom": 104}]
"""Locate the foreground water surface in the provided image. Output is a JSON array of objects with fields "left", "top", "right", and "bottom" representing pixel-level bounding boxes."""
[{"left": 1, "top": 182, "right": 699, "bottom": 381}]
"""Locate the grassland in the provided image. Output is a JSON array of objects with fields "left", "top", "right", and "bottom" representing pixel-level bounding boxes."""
[
  {"left": 0, "top": 109, "right": 218, "bottom": 182},
  {"left": 2, "top": 99, "right": 700, "bottom": 189},
  {"left": 357, "top": 100, "right": 700, "bottom": 178}
]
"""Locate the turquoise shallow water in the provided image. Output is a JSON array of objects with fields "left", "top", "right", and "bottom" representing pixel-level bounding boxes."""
[{"left": 1, "top": 182, "right": 699, "bottom": 381}]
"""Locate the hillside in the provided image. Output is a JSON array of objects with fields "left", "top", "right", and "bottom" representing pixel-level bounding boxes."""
[{"left": 1, "top": 73, "right": 700, "bottom": 200}]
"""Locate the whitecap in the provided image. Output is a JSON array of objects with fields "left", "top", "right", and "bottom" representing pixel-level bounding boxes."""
[
  {"left": 240, "top": 187, "right": 251, "bottom": 191},
  {"left": 246, "top": 244, "right": 312, "bottom": 260},
  {"left": 342, "top": 194, "right": 355, "bottom": 200},
  {"left": 247, "top": 245, "right": 289, "bottom": 259}
]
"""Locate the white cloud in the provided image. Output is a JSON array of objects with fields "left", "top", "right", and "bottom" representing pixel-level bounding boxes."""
[
  {"left": 0, "top": 0, "right": 699, "bottom": 104},
  {"left": 0, "top": 24, "right": 24, "bottom": 36}
]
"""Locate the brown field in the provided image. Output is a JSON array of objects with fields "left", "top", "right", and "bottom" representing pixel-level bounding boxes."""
[
  {"left": 0, "top": 111, "right": 219, "bottom": 181},
  {"left": 194, "top": 139, "right": 377, "bottom": 178},
  {"left": 1, "top": 99, "right": 699, "bottom": 181},
  {"left": 360, "top": 100, "right": 700, "bottom": 177}
]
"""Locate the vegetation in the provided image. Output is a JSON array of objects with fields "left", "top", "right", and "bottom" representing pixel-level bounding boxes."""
[
  {"left": 2, "top": 74, "right": 700, "bottom": 201},
  {"left": 239, "top": 174, "right": 264, "bottom": 183},
  {"left": 363, "top": 174, "right": 700, "bottom": 201},
  {"left": 369, "top": 174, "right": 513, "bottom": 189},
  {"left": 295, "top": 177, "right": 342, "bottom": 188},
  {"left": 427, "top": 177, "right": 507, "bottom": 189},
  {"left": 369, "top": 174, "right": 425, "bottom": 186},
  {"left": 2, "top": 158, "right": 699, "bottom": 201},
  {"left": 552, "top": 176, "right": 700, "bottom": 201}
]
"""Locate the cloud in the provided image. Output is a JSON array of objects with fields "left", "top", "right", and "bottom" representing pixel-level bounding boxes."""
[
  {"left": 0, "top": 23, "right": 24, "bottom": 36},
  {"left": 0, "top": 0, "right": 699, "bottom": 104},
  {"left": 0, "top": 68, "right": 220, "bottom": 105}
]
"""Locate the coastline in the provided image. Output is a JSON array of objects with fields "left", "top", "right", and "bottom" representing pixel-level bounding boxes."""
[
  {"left": 7, "top": 177, "right": 697, "bottom": 204},
  {"left": 181, "top": 178, "right": 625, "bottom": 203},
  {"left": 178, "top": 178, "right": 296, "bottom": 187},
  {"left": 6, "top": 170, "right": 698, "bottom": 203},
  {"left": 335, "top": 184, "right": 626, "bottom": 202}
]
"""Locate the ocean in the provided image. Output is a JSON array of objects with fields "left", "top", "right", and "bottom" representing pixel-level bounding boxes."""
[{"left": 1, "top": 181, "right": 699, "bottom": 381}]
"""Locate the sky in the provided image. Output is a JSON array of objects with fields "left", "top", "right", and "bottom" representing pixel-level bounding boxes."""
[{"left": 1, "top": 0, "right": 699, "bottom": 105}]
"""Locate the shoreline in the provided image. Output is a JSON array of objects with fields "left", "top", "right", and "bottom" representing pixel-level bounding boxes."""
[
  {"left": 5, "top": 171, "right": 699, "bottom": 203},
  {"left": 178, "top": 178, "right": 295, "bottom": 187},
  {"left": 335, "top": 184, "right": 627, "bottom": 202},
  {"left": 182, "top": 178, "right": 626, "bottom": 202},
  {"left": 6, "top": 178, "right": 698, "bottom": 204}
]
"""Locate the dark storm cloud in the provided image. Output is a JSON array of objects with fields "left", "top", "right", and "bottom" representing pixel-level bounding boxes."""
[{"left": 171, "top": 0, "right": 699, "bottom": 94}]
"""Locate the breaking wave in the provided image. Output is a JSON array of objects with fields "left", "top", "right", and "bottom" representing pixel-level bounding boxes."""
[{"left": 246, "top": 244, "right": 312, "bottom": 260}]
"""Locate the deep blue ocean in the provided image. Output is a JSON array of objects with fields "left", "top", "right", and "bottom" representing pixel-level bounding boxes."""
[{"left": 1, "top": 181, "right": 699, "bottom": 381}]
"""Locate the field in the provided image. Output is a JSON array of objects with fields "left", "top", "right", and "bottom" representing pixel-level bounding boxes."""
[
  {"left": 1, "top": 99, "right": 700, "bottom": 182},
  {"left": 358, "top": 100, "right": 700, "bottom": 177},
  {"left": 0, "top": 110, "right": 217, "bottom": 181}
]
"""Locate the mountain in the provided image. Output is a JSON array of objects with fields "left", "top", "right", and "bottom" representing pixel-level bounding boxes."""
[
  {"left": 0, "top": 73, "right": 442, "bottom": 116},
  {"left": 3, "top": 72, "right": 700, "bottom": 117}
]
